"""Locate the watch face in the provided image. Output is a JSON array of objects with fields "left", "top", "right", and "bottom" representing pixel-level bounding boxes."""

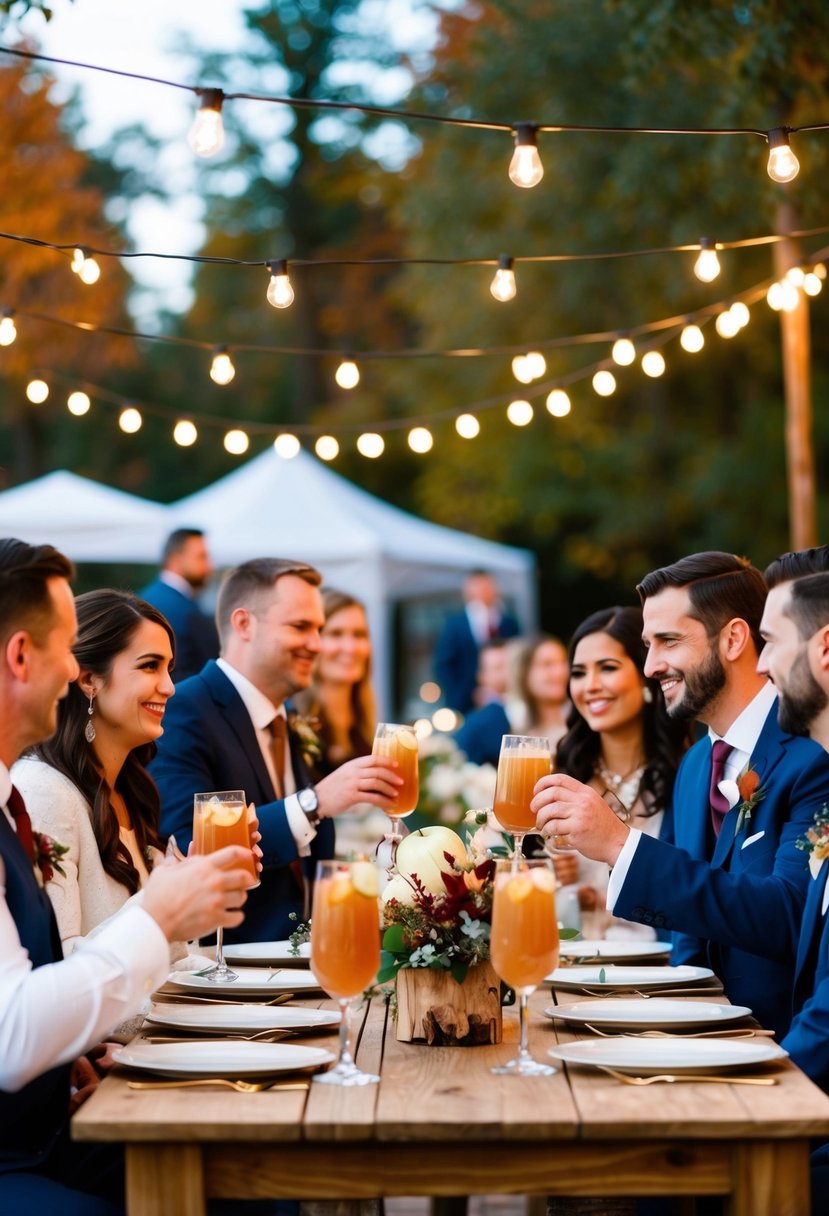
[{"left": 299, "top": 788, "right": 318, "bottom": 813}]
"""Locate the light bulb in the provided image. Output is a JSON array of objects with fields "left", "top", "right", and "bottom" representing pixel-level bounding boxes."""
[
  {"left": 335, "top": 358, "right": 360, "bottom": 390},
  {"left": 767, "top": 128, "right": 799, "bottom": 184},
  {"left": 730, "top": 301, "right": 750, "bottom": 328},
  {"left": 767, "top": 280, "right": 799, "bottom": 311},
  {"left": 408, "top": 426, "right": 433, "bottom": 453},
  {"left": 545, "top": 389, "right": 571, "bottom": 417},
  {"left": 490, "top": 255, "right": 516, "bottom": 302},
  {"left": 803, "top": 271, "right": 822, "bottom": 296},
  {"left": 680, "top": 324, "right": 704, "bottom": 353},
  {"left": 67, "top": 391, "right": 90, "bottom": 416},
  {"left": 274, "top": 433, "right": 300, "bottom": 459},
  {"left": 507, "top": 400, "right": 533, "bottom": 426},
  {"left": 786, "top": 266, "right": 805, "bottom": 287},
  {"left": 693, "top": 238, "right": 720, "bottom": 283},
  {"left": 525, "top": 350, "right": 546, "bottom": 379},
  {"left": 356, "top": 432, "right": 384, "bottom": 458},
  {"left": 0, "top": 313, "right": 17, "bottom": 346},
  {"left": 641, "top": 351, "right": 666, "bottom": 378},
  {"left": 78, "top": 255, "right": 101, "bottom": 284},
  {"left": 715, "top": 309, "right": 740, "bottom": 339},
  {"left": 173, "top": 420, "right": 198, "bottom": 446},
  {"left": 511, "top": 355, "right": 532, "bottom": 384},
  {"left": 611, "top": 337, "right": 635, "bottom": 366},
  {"left": 26, "top": 378, "right": 49, "bottom": 404},
  {"left": 189, "top": 88, "right": 225, "bottom": 157},
  {"left": 592, "top": 370, "right": 616, "bottom": 396},
  {"left": 119, "top": 406, "right": 142, "bottom": 433},
  {"left": 315, "top": 435, "right": 339, "bottom": 461},
  {"left": 209, "top": 347, "right": 235, "bottom": 385},
  {"left": 815, "top": 263, "right": 827, "bottom": 280},
  {"left": 266, "top": 259, "right": 294, "bottom": 309},
  {"left": 224, "top": 428, "right": 249, "bottom": 455},
  {"left": 455, "top": 413, "right": 480, "bottom": 439},
  {"left": 508, "top": 124, "right": 543, "bottom": 188}
]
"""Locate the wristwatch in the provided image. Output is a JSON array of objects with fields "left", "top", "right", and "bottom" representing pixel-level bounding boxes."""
[{"left": 297, "top": 786, "right": 320, "bottom": 825}]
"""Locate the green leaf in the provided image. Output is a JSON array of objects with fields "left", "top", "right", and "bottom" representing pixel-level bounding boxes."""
[
  {"left": 559, "top": 927, "right": 581, "bottom": 940},
  {"left": 382, "top": 924, "right": 407, "bottom": 952},
  {"left": 449, "top": 960, "right": 469, "bottom": 984}
]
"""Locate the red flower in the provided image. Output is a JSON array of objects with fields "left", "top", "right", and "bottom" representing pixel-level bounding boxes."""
[{"left": 737, "top": 769, "right": 760, "bottom": 802}]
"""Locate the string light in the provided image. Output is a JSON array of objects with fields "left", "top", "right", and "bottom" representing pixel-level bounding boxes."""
[
  {"left": 209, "top": 345, "right": 236, "bottom": 385},
  {"left": 274, "top": 433, "right": 301, "bottom": 459},
  {"left": 508, "top": 124, "right": 544, "bottom": 189},
  {"left": 766, "top": 128, "right": 799, "bottom": 184},
  {"left": 0, "top": 311, "right": 16, "bottom": 346},
  {"left": 118, "top": 405, "right": 142, "bottom": 433},
  {"left": 641, "top": 350, "right": 666, "bottom": 377},
  {"left": 408, "top": 426, "right": 433, "bottom": 453},
  {"left": 611, "top": 337, "right": 635, "bottom": 366},
  {"left": 315, "top": 434, "right": 339, "bottom": 461},
  {"left": 26, "top": 378, "right": 49, "bottom": 403},
  {"left": 694, "top": 237, "right": 721, "bottom": 283},
  {"left": 592, "top": 370, "right": 616, "bottom": 396},
  {"left": 224, "top": 428, "right": 249, "bottom": 454},
  {"left": 70, "top": 248, "right": 101, "bottom": 284},
  {"left": 767, "top": 279, "right": 799, "bottom": 311},
  {"left": 546, "top": 389, "right": 571, "bottom": 417},
  {"left": 266, "top": 259, "right": 294, "bottom": 309},
  {"left": 455, "top": 413, "right": 480, "bottom": 438},
  {"left": 67, "top": 390, "right": 91, "bottom": 415},
  {"left": 730, "top": 301, "right": 750, "bottom": 328},
  {"left": 525, "top": 350, "right": 546, "bottom": 379},
  {"left": 189, "top": 87, "right": 225, "bottom": 158},
  {"left": 173, "top": 419, "right": 198, "bottom": 446},
  {"left": 680, "top": 323, "right": 704, "bottom": 352},
  {"left": 490, "top": 254, "right": 517, "bottom": 302},
  {"left": 511, "top": 355, "right": 533, "bottom": 384},
  {"left": 803, "top": 270, "right": 823, "bottom": 296},
  {"left": 356, "top": 432, "right": 384, "bottom": 458},
  {"left": 715, "top": 308, "right": 740, "bottom": 338},
  {"left": 506, "top": 400, "right": 533, "bottom": 426},
  {"left": 335, "top": 357, "right": 360, "bottom": 389}
]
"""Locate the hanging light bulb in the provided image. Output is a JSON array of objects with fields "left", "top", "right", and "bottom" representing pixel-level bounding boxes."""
[
  {"left": 455, "top": 413, "right": 480, "bottom": 439},
  {"left": 315, "top": 434, "right": 339, "bottom": 461},
  {"left": 641, "top": 350, "right": 666, "bottom": 378},
  {"left": 766, "top": 128, "right": 799, "bottom": 184},
  {"left": 815, "top": 263, "right": 827, "bottom": 280},
  {"left": 26, "top": 378, "right": 49, "bottom": 404},
  {"left": 335, "top": 358, "right": 360, "bottom": 390},
  {"left": 71, "top": 248, "right": 100, "bottom": 284},
  {"left": 767, "top": 280, "right": 799, "bottom": 311},
  {"left": 803, "top": 270, "right": 823, "bottom": 296},
  {"left": 189, "top": 87, "right": 225, "bottom": 157},
  {"left": 274, "top": 433, "right": 300, "bottom": 459},
  {"left": 680, "top": 324, "right": 704, "bottom": 353},
  {"left": 408, "top": 427, "right": 433, "bottom": 453},
  {"left": 693, "top": 237, "right": 721, "bottom": 283},
  {"left": 490, "top": 254, "right": 517, "bottom": 302},
  {"left": 266, "top": 259, "right": 294, "bottom": 309},
  {"left": 525, "top": 350, "right": 546, "bottom": 379},
  {"left": 224, "top": 428, "right": 249, "bottom": 455},
  {"left": 545, "top": 389, "right": 571, "bottom": 417},
  {"left": 730, "top": 301, "right": 750, "bottom": 328},
  {"left": 173, "top": 419, "right": 198, "bottom": 446},
  {"left": 592, "top": 370, "right": 616, "bottom": 396},
  {"left": 119, "top": 406, "right": 142, "bottom": 433},
  {"left": 611, "top": 337, "right": 635, "bottom": 366},
  {"left": 511, "top": 355, "right": 532, "bottom": 384},
  {"left": 715, "top": 309, "right": 740, "bottom": 339},
  {"left": 356, "top": 432, "right": 384, "bottom": 458},
  {"left": 209, "top": 346, "right": 236, "bottom": 385},
  {"left": 508, "top": 124, "right": 544, "bottom": 188},
  {"left": 507, "top": 400, "right": 533, "bottom": 426},
  {"left": 0, "top": 312, "right": 17, "bottom": 346},
  {"left": 67, "top": 391, "right": 91, "bottom": 416},
  {"left": 786, "top": 266, "right": 805, "bottom": 287}
]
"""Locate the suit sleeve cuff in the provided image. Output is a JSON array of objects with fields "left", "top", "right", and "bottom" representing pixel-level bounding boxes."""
[
  {"left": 283, "top": 792, "right": 316, "bottom": 856},
  {"left": 606, "top": 828, "right": 642, "bottom": 911}
]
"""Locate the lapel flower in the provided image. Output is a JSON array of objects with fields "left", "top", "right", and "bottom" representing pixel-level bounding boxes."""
[
  {"left": 33, "top": 832, "right": 69, "bottom": 886},
  {"left": 733, "top": 765, "right": 765, "bottom": 837},
  {"left": 796, "top": 806, "right": 829, "bottom": 879},
  {"left": 286, "top": 710, "right": 324, "bottom": 769}
]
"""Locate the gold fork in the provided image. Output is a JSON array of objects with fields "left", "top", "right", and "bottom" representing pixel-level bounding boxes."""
[
  {"left": 154, "top": 992, "right": 296, "bottom": 1007},
  {"left": 143, "top": 1029, "right": 294, "bottom": 1044},
  {"left": 572, "top": 985, "right": 722, "bottom": 999},
  {"left": 583, "top": 1023, "right": 774, "bottom": 1040},
  {"left": 595, "top": 1065, "right": 777, "bottom": 1086},
  {"left": 126, "top": 1077, "right": 309, "bottom": 1093}
]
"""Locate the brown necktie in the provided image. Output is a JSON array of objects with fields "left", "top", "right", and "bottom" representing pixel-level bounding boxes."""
[
  {"left": 268, "top": 715, "right": 287, "bottom": 800},
  {"left": 7, "top": 785, "right": 35, "bottom": 863}
]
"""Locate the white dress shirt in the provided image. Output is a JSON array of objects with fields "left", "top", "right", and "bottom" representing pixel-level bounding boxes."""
[
  {"left": 607, "top": 681, "right": 778, "bottom": 911},
  {"left": 0, "top": 761, "right": 169, "bottom": 1092},
  {"left": 216, "top": 658, "right": 316, "bottom": 854}
]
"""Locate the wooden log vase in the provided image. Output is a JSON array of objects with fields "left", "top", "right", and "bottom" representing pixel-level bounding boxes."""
[{"left": 395, "top": 961, "right": 503, "bottom": 1045}]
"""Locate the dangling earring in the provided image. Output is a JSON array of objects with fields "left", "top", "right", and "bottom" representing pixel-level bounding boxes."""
[
  {"left": 642, "top": 685, "right": 653, "bottom": 704},
  {"left": 84, "top": 693, "right": 97, "bottom": 742}
]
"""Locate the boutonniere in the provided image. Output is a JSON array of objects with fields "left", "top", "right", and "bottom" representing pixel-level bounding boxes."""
[
  {"left": 796, "top": 807, "right": 829, "bottom": 879},
  {"left": 286, "top": 710, "right": 324, "bottom": 769},
  {"left": 733, "top": 765, "right": 765, "bottom": 837},
  {"left": 33, "top": 832, "right": 69, "bottom": 887}
]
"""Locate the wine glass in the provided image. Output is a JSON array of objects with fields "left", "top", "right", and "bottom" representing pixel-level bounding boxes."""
[
  {"left": 492, "top": 735, "right": 552, "bottom": 865},
  {"left": 489, "top": 857, "right": 559, "bottom": 1076},
  {"left": 310, "top": 859, "right": 382, "bottom": 1086},
  {"left": 372, "top": 722, "right": 419, "bottom": 869},
  {"left": 193, "top": 790, "right": 256, "bottom": 983}
]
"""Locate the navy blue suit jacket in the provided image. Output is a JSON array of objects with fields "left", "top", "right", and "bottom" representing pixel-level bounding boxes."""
[
  {"left": 150, "top": 661, "right": 335, "bottom": 942},
  {"left": 782, "top": 861, "right": 829, "bottom": 1089},
  {"left": 434, "top": 609, "right": 519, "bottom": 714},
  {"left": 613, "top": 703, "right": 829, "bottom": 1037},
  {"left": 454, "top": 702, "right": 510, "bottom": 767},
  {"left": 139, "top": 578, "right": 219, "bottom": 683}
]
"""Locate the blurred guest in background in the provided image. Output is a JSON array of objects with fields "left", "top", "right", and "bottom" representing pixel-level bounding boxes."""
[
  {"left": 139, "top": 527, "right": 219, "bottom": 682},
  {"left": 434, "top": 570, "right": 519, "bottom": 713}
]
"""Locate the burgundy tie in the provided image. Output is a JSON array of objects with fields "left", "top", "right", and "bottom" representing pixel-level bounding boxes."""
[
  {"left": 709, "top": 739, "right": 734, "bottom": 837},
  {"left": 7, "top": 785, "right": 35, "bottom": 863}
]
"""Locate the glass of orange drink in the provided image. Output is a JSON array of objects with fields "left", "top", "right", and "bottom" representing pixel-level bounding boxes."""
[
  {"left": 492, "top": 735, "right": 552, "bottom": 862},
  {"left": 372, "top": 722, "right": 419, "bottom": 867},
  {"left": 489, "top": 857, "right": 559, "bottom": 1076},
  {"left": 193, "top": 790, "right": 257, "bottom": 983},
  {"left": 311, "top": 859, "right": 382, "bottom": 1086}
]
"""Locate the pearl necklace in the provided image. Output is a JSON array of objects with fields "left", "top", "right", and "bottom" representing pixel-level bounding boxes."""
[{"left": 596, "top": 760, "right": 646, "bottom": 820}]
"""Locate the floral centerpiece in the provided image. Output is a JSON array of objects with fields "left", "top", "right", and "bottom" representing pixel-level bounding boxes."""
[
  {"left": 796, "top": 806, "right": 829, "bottom": 878},
  {"left": 415, "top": 733, "right": 497, "bottom": 829}
]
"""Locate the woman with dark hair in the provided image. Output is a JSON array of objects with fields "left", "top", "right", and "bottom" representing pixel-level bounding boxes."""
[{"left": 13, "top": 589, "right": 176, "bottom": 952}]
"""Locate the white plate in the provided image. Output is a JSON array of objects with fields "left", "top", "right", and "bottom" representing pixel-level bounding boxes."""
[
  {"left": 167, "top": 968, "right": 324, "bottom": 996},
  {"left": 544, "top": 999, "right": 752, "bottom": 1030},
  {"left": 546, "top": 964, "right": 714, "bottom": 990},
  {"left": 145, "top": 1002, "right": 340, "bottom": 1034},
  {"left": 548, "top": 1036, "right": 786, "bottom": 1075},
  {"left": 113, "top": 1040, "right": 335, "bottom": 1078},
  {"left": 558, "top": 940, "right": 672, "bottom": 962},
  {"left": 223, "top": 940, "right": 311, "bottom": 966}
]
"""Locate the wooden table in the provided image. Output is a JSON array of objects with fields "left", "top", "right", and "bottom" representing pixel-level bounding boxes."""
[{"left": 73, "top": 985, "right": 829, "bottom": 1216}]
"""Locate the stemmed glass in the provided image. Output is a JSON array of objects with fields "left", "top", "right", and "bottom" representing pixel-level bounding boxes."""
[
  {"left": 193, "top": 790, "right": 257, "bottom": 983},
  {"left": 489, "top": 857, "right": 559, "bottom": 1076},
  {"left": 372, "top": 722, "right": 419, "bottom": 869},
  {"left": 311, "top": 859, "right": 382, "bottom": 1086},
  {"left": 492, "top": 735, "right": 552, "bottom": 866}
]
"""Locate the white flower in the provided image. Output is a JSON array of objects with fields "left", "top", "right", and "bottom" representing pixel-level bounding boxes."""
[
  {"left": 458, "top": 910, "right": 487, "bottom": 940},
  {"left": 409, "top": 944, "right": 437, "bottom": 967},
  {"left": 428, "top": 765, "right": 466, "bottom": 801}
]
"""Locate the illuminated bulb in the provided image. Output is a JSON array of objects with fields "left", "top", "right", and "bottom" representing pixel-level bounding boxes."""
[
  {"left": 507, "top": 400, "right": 533, "bottom": 426},
  {"left": 786, "top": 266, "right": 805, "bottom": 287},
  {"left": 67, "top": 391, "right": 90, "bottom": 416},
  {"left": 335, "top": 358, "right": 360, "bottom": 390},
  {"left": 119, "top": 406, "right": 142, "bottom": 433},
  {"left": 266, "top": 259, "right": 294, "bottom": 309},
  {"left": 680, "top": 324, "right": 704, "bottom": 353},
  {"left": 432, "top": 707, "right": 459, "bottom": 732},
  {"left": 730, "top": 301, "right": 750, "bottom": 328},
  {"left": 209, "top": 347, "right": 236, "bottom": 385},
  {"left": 356, "top": 432, "right": 384, "bottom": 458},
  {"left": 420, "top": 681, "right": 441, "bottom": 704},
  {"left": 641, "top": 351, "right": 666, "bottom": 378},
  {"left": 408, "top": 426, "right": 433, "bottom": 453},
  {"left": 592, "top": 370, "right": 616, "bottom": 396},
  {"left": 26, "top": 378, "right": 49, "bottom": 404},
  {"left": 0, "top": 313, "right": 17, "bottom": 346},
  {"left": 767, "top": 280, "right": 799, "bottom": 311},
  {"left": 71, "top": 248, "right": 84, "bottom": 273},
  {"left": 455, "top": 413, "right": 480, "bottom": 439},
  {"left": 414, "top": 717, "right": 433, "bottom": 738},
  {"left": 803, "top": 271, "right": 822, "bottom": 296},
  {"left": 611, "top": 337, "right": 635, "bottom": 366},
  {"left": 78, "top": 255, "right": 101, "bottom": 284},
  {"left": 767, "top": 128, "right": 799, "bottom": 184},
  {"left": 511, "top": 355, "right": 532, "bottom": 384},
  {"left": 173, "top": 420, "right": 198, "bottom": 446},
  {"left": 274, "top": 433, "right": 300, "bottom": 459},
  {"left": 545, "top": 389, "right": 571, "bottom": 417},
  {"left": 189, "top": 88, "right": 225, "bottom": 157},
  {"left": 525, "top": 350, "right": 546, "bottom": 379},
  {"left": 815, "top": 263, "right": 827, "bottom": 280},
  {"left": 693, "top": 238, "right": 720, "bottom": 283},
  {"left": 715, "top": 309, "right": 740, "bottom": 339},
  {"left": 315, "top": 435, "right": 339, "bottom": 461},
  {"left": 508, "top": 124, "right": 544, "bottom": 188},
  {"left": 490, "top": 254, "right": 516, "bottom": 302},
  {"left": 224, "top": 428, "right": 249, "bottom": 455}
]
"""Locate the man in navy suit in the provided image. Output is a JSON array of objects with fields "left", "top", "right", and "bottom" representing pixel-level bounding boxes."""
[
  {"left": 139, "top": 527, "right": 219, "bottom": 682},
  {"left": 151, "top": 557, "right": 403, "bottom": 943},
  {"left": 434, "top": 571, "right": 520, "bottom": 714},
  {"left": 533, "top": 551, "right": 829, "bottom": 1037}
]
